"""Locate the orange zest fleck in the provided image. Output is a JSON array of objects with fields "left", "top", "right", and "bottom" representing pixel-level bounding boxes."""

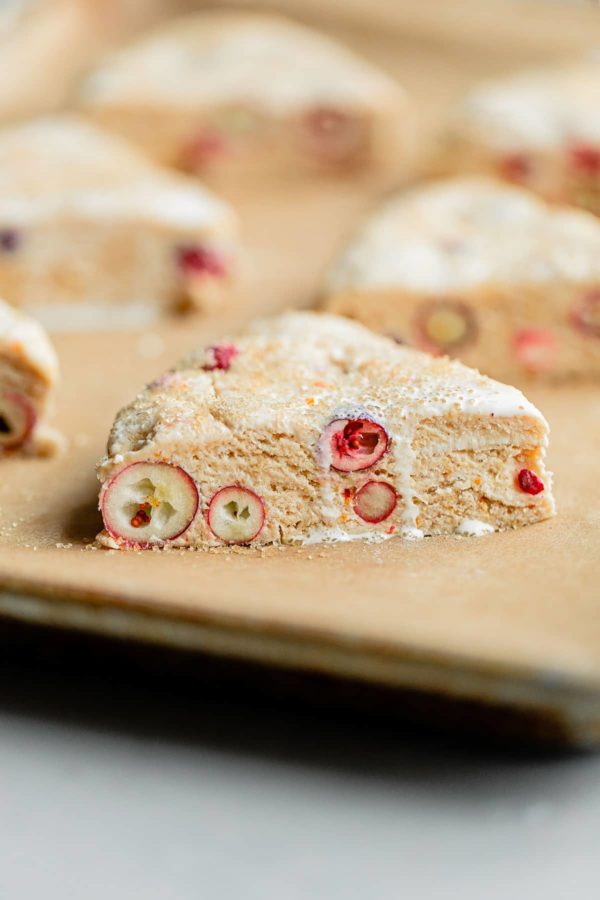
[{"left": 130, "top": 502, "right": 152, "bottom": 528}]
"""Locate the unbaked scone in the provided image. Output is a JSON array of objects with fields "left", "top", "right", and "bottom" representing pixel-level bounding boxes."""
[
  {"left": 79, "top": 11, "right": 410, "bottom": 181},
  {"left": 0, "top": 116, "right": 238, "bottom": 330},
  {"left": 323, "top": 177, "right": 600, "bottom": 381},
  {"left": 434, "top": 57, "right": 600, "bottom": 216},
  {"left": 0, "top": 297, "right": 60, "bottom": 456},
  {"left": 96, "top": 312, "right": 554, "bottom": 549}
]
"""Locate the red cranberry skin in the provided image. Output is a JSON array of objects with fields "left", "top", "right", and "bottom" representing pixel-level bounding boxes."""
[
  {"left": 498, "top": 153, "right": 533, "bottom": 184},
  {"left": 319, "top": 418, "right": 389, "bottom": 473},
  {"left": 176, "top": 245, "right": 227, "bottom": 278},
  {"left": 517, "top": 468, "right": 544, "bottom": 495},
  {"left": 570, "top": 291, "right": 600, "bottom": 339},
  {"left": 302, "top": 106, "right": 368, "bottom": 165},
  {"left": 0, "top": 391, "right": 36, "bottom": 450},
  {"left": 568, "top": 143, "right": 600, "bottom": 177},
  {"left": 202, "top": 344, "right": 239, "bottom": 371},
  {"left": 182, "top": 129, "right": 228, "bottom": 170},
  {"left": 513, "top": 328, "right": 557, "bottom": 374}
]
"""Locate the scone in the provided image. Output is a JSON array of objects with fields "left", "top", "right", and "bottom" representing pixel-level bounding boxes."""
[
  {"left": 0, "top": 116, "right": 238, "bottom": 330},
  {"left": 0, "top": 297, "right": 60, "bottom": 456},
  {"left": 0, "top": 0, "right": 102, "bottom": 125},
  {"left": 323, "top": 177, "right": 600, "bottom": 381},
  {"left": 79, "top": 11, "right": 410, "bottom": 181},
  {"left": 96, "top": 312, "right": 554, "bottom": 549},
  {"left": 434, "top": 58, "right": 600, "bottom": 216}
]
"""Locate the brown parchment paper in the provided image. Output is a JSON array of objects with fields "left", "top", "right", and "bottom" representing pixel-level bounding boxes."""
[{"left": 1, "top": 6, "right": 600, "bottom": 742}]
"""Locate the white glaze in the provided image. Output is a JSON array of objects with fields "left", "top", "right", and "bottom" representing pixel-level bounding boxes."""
[
  {"left": 455, "top": 519, "right": 495, "bottom": 537},
  {"left": 302, "top": 525, "right": 394, "bottom": 546},
  {"left": 0, "top": 116, "right": 235, "bottom": 232},
  {"left": 326, "top": 177, "right": 600, "bottom": 295},
  {"left": 458, "top": 58, "right": 600, "bottom": 153},
  {"left": 81, "top": 12, "right": 403, "bottom": 115}
]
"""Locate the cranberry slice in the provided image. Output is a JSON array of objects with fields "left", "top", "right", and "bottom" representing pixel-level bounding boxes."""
[
  {"left": 176, "top": 245, "right": 227, "bottom": 278},
  {"left": 353, "top": 481, "right": 397, "bottom": 523},
  {"left": 571, "top": 290, "right": 600, "bottom": 339},
  {"left": 319, "top": 418, "right": 388, "bottom": 472}
]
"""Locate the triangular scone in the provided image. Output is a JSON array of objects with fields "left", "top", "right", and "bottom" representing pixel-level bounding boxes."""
[
  {"left": 0, "top": 0, "right": 101, "bottom": 125},
  {"left": 0, "top": 297, "right": 60, "bottom": 456},
  {"left": 323, "top": 177, "right": 600, "bottom": 381},
  {"left": 434, "top": 58, "right": 600, "bottom": 216},
  {"left": 96, "top": 312, "right": 553, "bottom": 549},
  {"left": 0, "top": 116, "right": 237, "bottom": 330},
  {"left": 79, "top": 11, "right": 410, "bottom": 180}
]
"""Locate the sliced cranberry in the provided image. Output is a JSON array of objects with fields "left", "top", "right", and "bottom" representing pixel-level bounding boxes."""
[
  {"left": 568, "top": 143, "right": 600, "bottom": 177},
  {"left": 207, "top": 486, "right": 265, "bottom": 544},
  {"left": 302, "top": 106, "right": 368, "bottom": 164},
  {"left": 0, "top": 229, "right": 20, "bottom": 253},
  {"left": 319, "top": 418, "right": 388, "bottom": 472},
  {"left": 176, "top": 245, "right": 227, "bottom": 278},
  {"left": 182, "top": 128, "right": 228, "bottom": 169},
  {"left": 517, "top": 468, "right": 544, "bottom": 495},
  {"left": 202, "top": 344, "right": 238, "bottom": 371},
  {"left": 0, "top": 391, "right": 36, "bottom": 450},
  {"left": 513, "top": 328, "right": 557, "bottom": 373},
  {"left": 353, "top": 481, "right": 397, "bottom": 523},
  {"left": 498, "top": 153, "right": 533, "bottom": 184},
  {"left": 416, "top": 300, "right": 476, "bottom": 353},
  {"left": 101, "top": 461, "right": 199, "bottom": 547},
  {"left": 571, "top": 290, "right": 600, "bottom": 338}
]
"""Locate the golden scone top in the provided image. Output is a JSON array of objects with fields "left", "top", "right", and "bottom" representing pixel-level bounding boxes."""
[
  {"left": 80, "top": 11, "right": 404, "bottom": 115},
  {"left": 325, "top": 177, "right": 600, "bottom": 295}
]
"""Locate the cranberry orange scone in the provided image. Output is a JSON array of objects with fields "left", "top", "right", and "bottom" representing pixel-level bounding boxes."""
[
  {"left": 435, "top": 58, "right": 600, "bottom": 215},
  {"left": 0, "top": 116, "right": 237, "bottom": 330},
  {"left": 0, "top": 297, "right": 60, "bottom": 456},
  {"left": 323, "top": 177, "right": 600, "bottom": 381},
  {"left": 0, "top": 0, "right": 102, "bottom": 125},
  {"left": 96, "top": 312, "right": 553, "bottom": 549},
  {"left": 79, "top": 11, "right": 410, "bottom": 180}
]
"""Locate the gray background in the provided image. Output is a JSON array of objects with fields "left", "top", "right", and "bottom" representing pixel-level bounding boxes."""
[{"left": 0, "top": 621, "right": 597, "bottom": 900}]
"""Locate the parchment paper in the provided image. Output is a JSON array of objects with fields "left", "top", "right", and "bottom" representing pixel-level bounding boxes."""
[{"left": 1, "top": 6, "right": 599, "bottom": 743}]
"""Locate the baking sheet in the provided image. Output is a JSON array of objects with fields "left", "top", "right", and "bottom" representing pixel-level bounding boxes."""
[{"left": 1, "top": 9, "right": 600, "bottom": 743}]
